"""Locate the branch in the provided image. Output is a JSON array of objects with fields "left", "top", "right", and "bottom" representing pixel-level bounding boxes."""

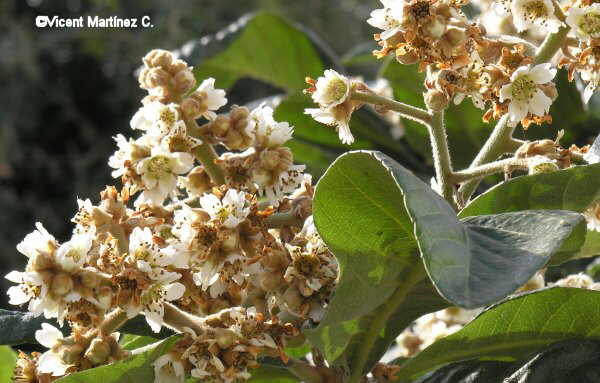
[
  {"left": 350, "top": 90, "right": 432, "bottom": 126},
  {"left": 451, "top": 157, "right": 529, "bottom": 183},
  {"left": 458, "top": 115, "right": 516, "bottom": 202},
  {"left": 428, "top": 110, "right": 458, "bottom": 210},
  {"left": 163, "top": 302, "right": 204, "bottom": 335},
  {"left": 534, "top": 4, "right": 569, "bottom": 64},
  {"left": 264, "top": 211, "right": 304, "bottom": 228},
  {"left": 185, "top": 118, "right": 226, "bottom": 186}
]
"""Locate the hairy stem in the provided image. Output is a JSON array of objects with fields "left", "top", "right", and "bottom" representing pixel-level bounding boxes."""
[
  {"left": 458, "top": 115, "right": 515, "bottom": 202},
  {"left": 428, "top": 111, "right": 458, "bottom": 210},
  {"left": 451, "top": 157, "right": 530, "bottom": 183},
  {"left": 347, "top": 266, "right": 425, "bottom": 383},
  {"left": 534, "top": 4, "right": 568, "bottom": 64},
  {"left": 264, "top": 211, "right": 304, "bottom": 228},
  {"left": 350, "top": 90, "right": 432, "bottom": 126},
  {"left": 163, "top": 302, "right": 204, "bottom": 334},
  {"left": 185, "top": 118, "right": 226, "bottom": 186},
  {"left": 99, "top": 308, "right": 129, "bottom": 335}
]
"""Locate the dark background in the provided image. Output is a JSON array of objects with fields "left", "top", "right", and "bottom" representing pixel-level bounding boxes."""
[{"left": 0, "top": 0, "right": 379, "bottom": 308}]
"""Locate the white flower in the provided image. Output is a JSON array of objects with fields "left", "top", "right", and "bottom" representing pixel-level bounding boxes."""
[
  {"left": 128, "top": 227, "right": 176, "bottom": 276},
  {"left": 131, "top": 102, "right": 185, "bottom": 142},
  {"left": 140, "top": 279, "right": 186, "bottom": 333},
  {"left": 6, "top": 271, "right": 47, "bottom": 314},
  {"left": 35, "top": 323, "right": 71, "bottom": 377},
  {"left": 16, "top": 222, "right": 56, "bottom": 259},
  {"left": 311, "top": 70, "right": 351, "bottom": 109},
  {"left": 135, "top": 146, "right": 194, "bottom": 206},
  {"left": 499, "top": 64, "right": 556, "bottom": 127},
  {"left": 108, "top": 134, "right": 151, "bottom": 179},
  {"left": 249, "top": 104, "right": 294, "bottom": 148},
  {"left": 199, "top": 189, "right": 250, "bottom": 229},
  {"left": 367, "top": 0, "right": 405, "bottom": 39},
  {"left": 510, "top": 0, "right": 562, "bottom": 33},
  {"left": 254, "top": 164, "right": 306, "bottom": 205},
  {"left": 194, "top": 78, "right": 228, "bottom": 120},
  {"left": 153, "top": 353, "right": 186, "bottom": 383},
  {"left": 566, "top": 4, "right": 600, "bottom": 41},
  {"left": 55, "top": 232, "right": 93, "bottom": 272},
  {"left": 305, "top": 108, "right": 354, "bottom": 145}
]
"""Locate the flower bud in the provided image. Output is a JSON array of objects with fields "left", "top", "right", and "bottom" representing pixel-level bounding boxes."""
[
  {"left": 527, "top": 155, "right": 559, "bottom": 175},
  {"left": 185, "top": 166, "right": 213, "bottom": 195},
  {"left": 143, "top": 49, "right": 173, "bottom": 69},
  {"left": 259, "top": 272, "right": 284, "bottom": 292},
  {"left": 173, "top": 68, "right": 196, "bottom": 94},
  {"left": 214, "top": 328, "right": 238, "bottom": 349},
  {"left": 424, "top": 89, "right": 449, "bottom": 111},
  {"left": 444, "top": 27, "right": 466, "bottom": 46},
  {"left": 51, "top": 272, "right": 74, "bottom": 296},
  {"left": 145, "top": 67, "right": 170, "bottom": 89},
  {"left": 84, "top": 338, "right": 112, "bottom": 365}
]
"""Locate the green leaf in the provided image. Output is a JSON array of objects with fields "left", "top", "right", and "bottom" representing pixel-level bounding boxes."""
[
  {"left": 190, "top": 12, "right": 325, "bottom": 92},
  {"left": 397, "top": 287, "right": 600, "bottom": 381},
  {"left": 310, "top": 151, "right": 582, "bottom": 372},
  {"left": 459, "top": 165, "right": 600, "bottom": 262},
  {"left": 504, "top": 340, "right": 600, "bottom": 383},
  {"left": 249, "top": 364, "right": 299, "bottom": 383},
  {"left": 414, "top": 360, "right": 511, "bottom": 383},
  {"left": 55, "top": 335, "right": 182, "bottom": 383},
  {"left": 0, "top": 346, "right": 17, "bottom": 383},
  {"left": 459, "top": 165, "right": 600, "bottom": 217},
  {"left": 310, "top": 150, "right": 447, "bottom": 373},
  {"left": 119, "top": 334, "right": 159, "bottom": 351}
]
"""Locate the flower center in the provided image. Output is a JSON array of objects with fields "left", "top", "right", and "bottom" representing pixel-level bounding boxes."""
[
  {"left": 65, "top": 248, "right": 82, "bottom": 263},
  {"left": 523, "top": 1, "right": 548, "bottom": 20},
  {"left": 159, "top": 108, "right": 177, "bottom": 128},
  {"left": 511, "top": 75, "right": 536, "bottom": 102},
  {"left": 410, "top": 1, "right": 430, "bottom": 19},
  {"left": 146, "top": 155, "right": 172, "bottom": 178},
  {"left": 216, "top": 205, "right": 234, "bottom": 222},
  {"left": 579, "top": 12, "right": 600, "bottom": 35},
  {"left": 324, "top": 78, "right": 348, "bottom": 104}
]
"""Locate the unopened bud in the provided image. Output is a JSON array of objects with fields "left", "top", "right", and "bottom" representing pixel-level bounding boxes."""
[
  {"left": 214, "top": 328, "right": 238, "bottom": 349},
  {"left": 424, "top": 89, "right": 449, "bottom": 111},
  {"left": 145, "top": 67, "right": 170, "bottom": 89},
  {"left": 185, "top": 166, "right": 213, "bottom": 195},
  {"left": 51, "top": 272, "right": 74, "bottom": 296},
  {"left": 445, "top": 27, "right": 465, "bottom": 46},
  {"left": 143, "top": 49, "right": 173, "bottom": 69},
  {"left": 84, "top": 338, "right": 112, "bottom": 365},
  {"left": 173, "top": 68, "right": 196, "bottom": 94},
  {"left": 259, "top": 272, "right": 284, "bottom": 292}
]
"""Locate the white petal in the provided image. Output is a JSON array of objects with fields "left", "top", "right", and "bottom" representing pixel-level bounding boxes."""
[
  {"left": 35, "top": 323, "right": 63, "bottom": 348},
  {"left": 529, "top": 64, "right": 556, "bottom": 84},
  {"left": 165, "top": 282, "right": 185, "bottom": 301}
]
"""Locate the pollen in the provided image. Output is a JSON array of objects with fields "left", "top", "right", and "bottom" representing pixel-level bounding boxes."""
[
  {"left": 579, "top": 13, "right": 600, "bottom": 35},
  {"left": 511, "top": 74, "right": 537, "bottom": 102},
  {"left": 523, "top": 1, "right": 548, "bottom": 20}
]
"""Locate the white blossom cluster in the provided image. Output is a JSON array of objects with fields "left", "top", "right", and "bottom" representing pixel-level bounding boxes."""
[
  {"left": 305, "top": 0, "right": 600, "bottom": 142},
  {"left": 8, "top": 49, "right": 338, "bottom": 383}
]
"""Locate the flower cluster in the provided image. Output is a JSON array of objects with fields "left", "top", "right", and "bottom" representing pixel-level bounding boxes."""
[
  {"left": 7, "top": 49, "right": 338, "bottom": 383},
  {"left": 305, "top": 0, "right": 599, "bottom": 141}
]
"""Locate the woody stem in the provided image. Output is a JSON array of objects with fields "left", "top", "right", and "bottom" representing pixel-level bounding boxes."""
[
  {"left": 185, "top": 118, "right": 226, "bottom": 186},
  {"left": 350, "top": 90, "right": 432, "bottom": 126}
]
